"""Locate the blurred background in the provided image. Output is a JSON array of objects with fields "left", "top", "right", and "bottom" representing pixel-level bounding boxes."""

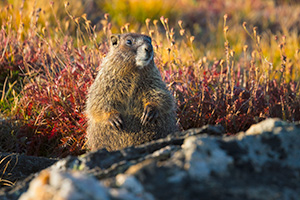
[
  {"left": 2, "top": 0, "right": 300, "bottom": 61},
  {"left": 2, "top": 0, "right": 300, "bottom": 37}
]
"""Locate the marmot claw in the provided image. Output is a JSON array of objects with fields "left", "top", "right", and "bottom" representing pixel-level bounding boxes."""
[
  {"left": 108, "top": 112, "right": 123, "bottom": 130},
  {"left": 141, "top": 104, "right": 159, "bottom": 125}
]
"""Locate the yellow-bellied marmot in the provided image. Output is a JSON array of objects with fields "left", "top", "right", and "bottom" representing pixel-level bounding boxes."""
[{"left": 86, "top": 33, "right": 177, "bottom": 151}]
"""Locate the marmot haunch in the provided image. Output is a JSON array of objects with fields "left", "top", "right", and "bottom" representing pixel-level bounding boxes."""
[{"left": 86, "top": 33, "right": 177, "bottom": 151}]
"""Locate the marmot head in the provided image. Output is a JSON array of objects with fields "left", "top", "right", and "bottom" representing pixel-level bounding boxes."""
[{"left": 110, "top": 33, "right": 154, "bottom": 69}]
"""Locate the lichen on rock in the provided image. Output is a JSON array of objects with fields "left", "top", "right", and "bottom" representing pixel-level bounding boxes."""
[{"left": 1, "top": 118, "right": 300, "bottom": 200}]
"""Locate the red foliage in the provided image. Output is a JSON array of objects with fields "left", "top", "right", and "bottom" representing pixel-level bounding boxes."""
[
  {"left": 165, "top": 62, "right": 300, "bottom": 135},
  {"left": 1, "top": 26, "right": 299, "bottom": 158},
  {"left": 12, "top": 37, "right": 104, "bottom": 157}
]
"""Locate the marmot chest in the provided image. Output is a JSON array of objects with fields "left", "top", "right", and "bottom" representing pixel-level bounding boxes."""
[{"left": 101, "top": 72, "right": 143, "bottom": 108}]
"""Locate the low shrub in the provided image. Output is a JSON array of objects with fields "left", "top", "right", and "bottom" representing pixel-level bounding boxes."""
[{"left": 0, "top": 2, "right": 299, "bottom": 157}]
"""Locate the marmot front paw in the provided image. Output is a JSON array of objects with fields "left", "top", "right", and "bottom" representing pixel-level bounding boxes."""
[
  {"left": 141, "top": 103, "right": 159, "bottom": 125},
  {"left": 108, "top": 112, "right": 123, "bottom": 130}
]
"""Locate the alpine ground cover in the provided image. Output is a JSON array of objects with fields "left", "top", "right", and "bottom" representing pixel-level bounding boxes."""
[{"left": 0, "top": 0, "right": 299, "bottom": 157}]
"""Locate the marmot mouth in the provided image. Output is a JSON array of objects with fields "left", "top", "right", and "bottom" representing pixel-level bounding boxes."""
[
  {"left": 144, "top": 55, "right": 153, "bottom": 61},
  {"left": 136, "top": 57, "right": 152, "bottom": 68},
  {"left": 143, "top": 57, "right": 151, "bottom": 61},
  {"left": 135, "top": 49, "right": 153, "bottom": 68},
  {"left": 137, "top": 54, "right": 152, "bottom": 61}
]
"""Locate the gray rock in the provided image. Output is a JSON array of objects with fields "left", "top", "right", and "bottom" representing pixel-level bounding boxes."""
[
  {"left": 19, "top": 169, "right": 110, "bottom": 200},
  {"left": 231, "top": 118, "right": 300, "bottom": 170},
  {"left": 245, "top": 118, "right": 289, "bottom": 135},
  {"left": 1, "top": 119, "right": 300, "bottom": 200},
  {"left": 182, "top": 136, "right": 233, "bottom": 179}
]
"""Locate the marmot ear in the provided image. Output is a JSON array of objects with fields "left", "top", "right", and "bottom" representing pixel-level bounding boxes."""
[{"left": 110, "top": 34, "right": 120, "bottom": 47}]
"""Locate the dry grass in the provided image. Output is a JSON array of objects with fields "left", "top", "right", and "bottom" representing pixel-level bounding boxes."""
[{"left": 0, "top": 154, "right": 17, "bottom": 187}]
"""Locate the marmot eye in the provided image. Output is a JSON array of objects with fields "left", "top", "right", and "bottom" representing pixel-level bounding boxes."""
[{"left": 126, "top": 39, "right": 132, "bottom": 46}]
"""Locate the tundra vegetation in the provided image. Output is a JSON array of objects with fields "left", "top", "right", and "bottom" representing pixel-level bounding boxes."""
[{"left": 0, "top": 0, "right": 299, "bottom": 158}]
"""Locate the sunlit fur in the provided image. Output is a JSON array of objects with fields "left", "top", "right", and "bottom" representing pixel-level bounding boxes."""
[{"left": 85, "top": 33, "right": 177, "bottom": 151}]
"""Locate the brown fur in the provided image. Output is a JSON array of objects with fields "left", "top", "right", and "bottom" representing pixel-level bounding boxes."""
[{"left": 85, "top": 33, "right": 177, "bottom": 151}]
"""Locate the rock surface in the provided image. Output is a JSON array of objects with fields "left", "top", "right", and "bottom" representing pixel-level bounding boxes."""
[{"left": 1, "top": 118, "right": 300, "bottom": 200}]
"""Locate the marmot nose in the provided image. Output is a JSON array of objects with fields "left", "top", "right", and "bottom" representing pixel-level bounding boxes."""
[{"left": 144, "top": 43, "right": 153, "bottom": 53}]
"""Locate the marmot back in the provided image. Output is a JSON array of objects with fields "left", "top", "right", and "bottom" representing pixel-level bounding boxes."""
[{"left": 86, "top": 33, "right": 177, "bottom": 151}]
